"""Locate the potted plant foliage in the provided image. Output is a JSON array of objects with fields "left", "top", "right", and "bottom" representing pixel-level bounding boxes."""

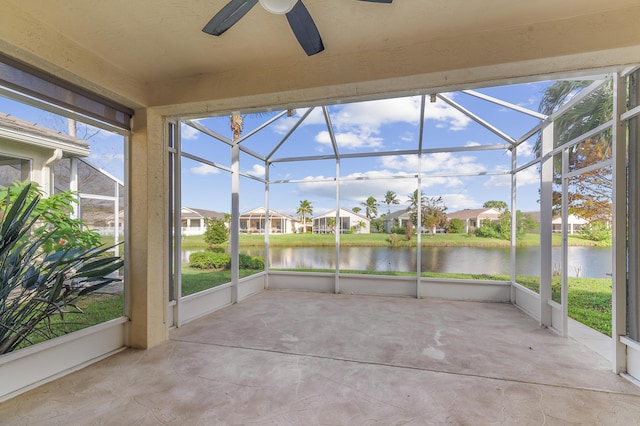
[{"left": 0, "top": 184, "right": 123, "bottom": 354}]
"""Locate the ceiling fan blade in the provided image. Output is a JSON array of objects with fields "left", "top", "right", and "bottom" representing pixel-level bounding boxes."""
[
  {"left": 359, "top": 0, "right": 393, "bottom": 3},
  {"left": 286, "top": 1, "right": 324, "bottom": 56},
  {"left": 202, "top": 0, "right": 259, "bottom": 36}
]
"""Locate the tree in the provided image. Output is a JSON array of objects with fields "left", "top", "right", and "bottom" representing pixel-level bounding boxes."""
[
  {"left": 327, "top": 217, "right": 336, "bottom": 234},
  {"left": 0, "top": 181, "right": 101, "bottom": 253},
  {"left": 352, "top": 206, "right": 362, "bottom": 214},
  {"left": 536, "top": 80, "right": 613, "bottom": 221},
  {"left": 204, "top": 217, "right": 229, "bottom": 246},
  {"left": 407, "top": 189, "right": 425, "bottom": 211},
  {"left": 296, "top": 200, "right": 313, "bottom": 232},
  {"left": 361, "top": 196, "right": 379, "bottom": 219},
  {"left": 421, "top": 196, "right": 448, "bottom": 236},
  {"left": 407, "top": 191, "right": 447, "bottom": 236},
  {"left": 384, "top": 190, "right": 400, "bottom": 214},
  {"left": 475, "top": 210, "right": 537, "bottom": 240},
  {"left": 483, "top": 200, "right": 508, "bottom": 211}
]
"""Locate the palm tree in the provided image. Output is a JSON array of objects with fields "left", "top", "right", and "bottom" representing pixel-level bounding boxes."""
[
  {"left": 296, "top": 200, "right": 313, "bottom": 233},
  {"left": 352, "top": 206, "right": 362, "bottom": 214},
  {"left": 483, "top": 200, "right": 508, "bottom": 211},
  {"left": 361, "top": 196, "right": 378, "bottom": 219},
  {"left": 407, "top": 189, "right": 425, "bottom": 211},
  {"left": 536, "top": 80, "right": 613, "bottom": 220},
  {"left": 384, "top": 190, "right": 400, "bottom": 214}
]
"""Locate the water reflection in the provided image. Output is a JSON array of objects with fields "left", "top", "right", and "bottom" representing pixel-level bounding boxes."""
[{"left": 183, "top": 246, "right": 612, "bottom": 278}]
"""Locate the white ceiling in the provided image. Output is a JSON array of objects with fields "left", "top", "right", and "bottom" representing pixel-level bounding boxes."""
[{"left": 2, "top": 0, "right": 640, "bottom": 112}]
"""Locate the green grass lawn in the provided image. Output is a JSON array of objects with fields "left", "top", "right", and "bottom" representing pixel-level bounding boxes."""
[
  {"left": 181, "top": 232, "right": 606, "bottom": 250},
  {"left": 17, "top": 294, "right": 124, "bottom": 349},
  {"left": 181, "top": 267, "right": 263, "bottom": 296},
  {"left": 514, "top": 275, "right": 612, "bottom": 336}
]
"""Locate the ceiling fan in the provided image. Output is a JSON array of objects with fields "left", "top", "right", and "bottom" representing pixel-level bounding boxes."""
[{"left": 202, "top": 0, "right": 393, "bottom": 56}]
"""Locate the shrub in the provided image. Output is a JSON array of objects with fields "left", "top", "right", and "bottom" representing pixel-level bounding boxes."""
[
  {"left": 475, "top": 225, "right": 501, "bottom": 239},
  {"left": 189, "top": 251, "right": 231, "bottom": 269},
  {"left": 204, "top": 217, "right": 229, "bottom": 247},
  {"left": 579, "top": 222, "right": 611, "bottom": 242},
  {"left": 448, "top": 218, "right": 465, "bottom": 233},
  {"left": 390, "top": 226, "right": 405, "bottom": 235},
  {"left": 387, "top": 233, "right": 401, "bottom": 247},
  {"left": 238, "top": 253, "right": 264, "bottom": 269}
]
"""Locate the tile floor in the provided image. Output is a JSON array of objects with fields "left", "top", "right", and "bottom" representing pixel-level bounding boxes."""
[{"left": 2, "top": 290, "right": 640, "bottom": 425}]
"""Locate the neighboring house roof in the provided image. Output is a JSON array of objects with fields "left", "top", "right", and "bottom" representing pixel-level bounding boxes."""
[
  {"left": 0, "top": 113, "right": 90, "bottom": 157},
  {"left": 240, "top": 207, "right": 298, "bottom": 221},
  {"left": 447, "top": 208, "right": 502, "bottom": 220},
  {"left": 384, "top": 208, "right": 411, "bottom": 221},
  {"left": 181, "top": 207, "right": 225, "bottom": 220},
  {"left": 314, "top": 208, "right": 370, "bottom": 222},
  {"left": 524, "top": 211, "right": 541, "bottom": 223}
]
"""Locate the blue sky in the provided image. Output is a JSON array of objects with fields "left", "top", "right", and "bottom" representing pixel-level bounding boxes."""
[
  {"left": 179, "top": 80, "right": 551, "bottom": 217},
  {"left": 1, "top": 79, "right": 554, "bottom": 218}
]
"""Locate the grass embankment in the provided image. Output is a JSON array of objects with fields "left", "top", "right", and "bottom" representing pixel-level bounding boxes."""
[{"left": 182, "top": 232, "right": 608, "bottom": 249}]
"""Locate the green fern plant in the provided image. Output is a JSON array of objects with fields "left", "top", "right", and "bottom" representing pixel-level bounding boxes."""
[{"left": 0, "top": 184, "right": 123, "bottom": 354}]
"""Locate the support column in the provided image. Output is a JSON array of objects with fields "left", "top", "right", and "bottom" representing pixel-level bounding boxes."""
[
  {"left": 612, "top": 74, "right": 629, "bottom": 372},
  {"left": 628, "top": 71, "right": 640, "bottom": 342},
  {"left": 539, "top": 121, "right": 554, "bottom": 328},
  {"left": 128, "top": 108, "right": 169, "bottom": 349},
  {"left": 230, "top": 141, "right": 240, "bottom": 303}
]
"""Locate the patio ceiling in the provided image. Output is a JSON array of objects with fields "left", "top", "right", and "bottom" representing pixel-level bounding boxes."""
[{"left": 1, "top": 0, "right": 639, "bottom": 114}]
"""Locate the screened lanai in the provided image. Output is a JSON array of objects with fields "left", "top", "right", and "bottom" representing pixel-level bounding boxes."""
[
  {"left": 1, "top": 0, "right": 640, "bottom": 419},
  {"left": 169, "top": 72, "right": 634, "bottom": 364}
]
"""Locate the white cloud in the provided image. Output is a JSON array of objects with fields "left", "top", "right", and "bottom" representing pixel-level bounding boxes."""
[
  {"left": 440, "top": 193, "right": 482, "bottom": 210},
  {"left": 515, "top": 167, "right": 539, "bottom": 186},
  {"left": 180, "top": 122, "right": 200, "bottom": 140},
  {"left": 380, "top": 153, "right": 486, "bottom": 175},
  {"left": 465, "top": 141, "right": 481, "bottom": 147},
  {"left": 190, "top": 163, "right": 219, "bottom": 175},
  {"left": 246, "top": 163, "right": 265, "bottom": 177},
  {"left": 517, "top": 141, "right": 535, "bottom": 157},
  {"left": 271, "top": 96, "right": 471, "bottom": 149},
  {"left": 483, "top": 167, "right": 538, "bottom": 188},
  {"left": 296, "top": 170, "right": 417, "bottom": 207},
  {"left": 315, "top": 130, "right": 383, "bottom": 150}
]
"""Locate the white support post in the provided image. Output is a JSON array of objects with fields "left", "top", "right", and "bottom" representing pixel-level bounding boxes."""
[
  {"left": 173, "top": 122, "right": 183, "bottom": 326},
  {"left": 612, "top": 74, "right": 628, "bottom": 372},
  {"left": 335, "top": 159, "right": 340, "bottom": 294},
  {"left": 69, "top": 157, "right": 79, "bottom": 219},
  {"left": 560, "top": 148, "right": 569, "bottom": 337},
  {"left": 416, "top": 169, "right": 422, "bottom": 297},
  {"left": 230, "top": 142, "right": 240, "bottom": 304},
  {"left": 628, "top": 70, "right": 640, "bottom": 343},
  {"left": 264, "top": 162, "right": 270, "bottom": 289},
  {"left": 539, "top": 121, "right": 554, "bottom": 328},
  {"left": 510, "top": 146, "right": 517, "bottom": 303}
]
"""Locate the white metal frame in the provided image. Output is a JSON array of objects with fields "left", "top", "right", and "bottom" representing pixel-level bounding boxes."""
[{"left": 168, "top": 70, "right": 640, "bottom": 385}]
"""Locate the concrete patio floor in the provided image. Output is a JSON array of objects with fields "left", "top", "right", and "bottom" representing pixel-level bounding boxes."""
[{"left": 2, "top": 290, "right": 640, "bottom": 425}]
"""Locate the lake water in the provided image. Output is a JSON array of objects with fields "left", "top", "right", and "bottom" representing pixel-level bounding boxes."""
[{"left": 183, "top": 245, "right": 613, "bottom": 279}]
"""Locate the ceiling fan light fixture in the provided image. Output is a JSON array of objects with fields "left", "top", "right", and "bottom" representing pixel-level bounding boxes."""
[{"left": 259, "top": 0, "right": 298, "bottom": 14}]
